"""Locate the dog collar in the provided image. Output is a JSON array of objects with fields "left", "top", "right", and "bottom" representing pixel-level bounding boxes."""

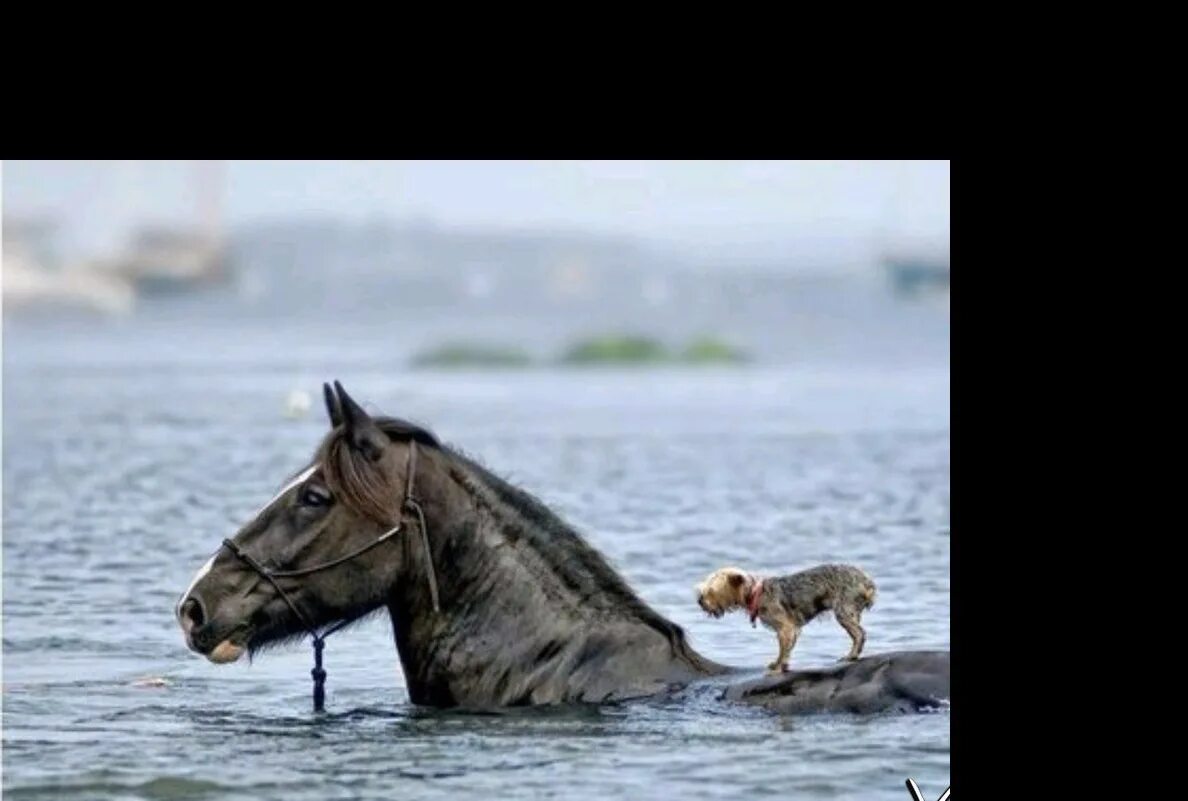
[{"left": 746, "top": 578, "right": 764, "bottom": 626}]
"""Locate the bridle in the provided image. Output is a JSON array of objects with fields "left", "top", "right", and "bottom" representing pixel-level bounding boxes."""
[{"left": 220, "top": 439, "right": 440, "bottom": 712}]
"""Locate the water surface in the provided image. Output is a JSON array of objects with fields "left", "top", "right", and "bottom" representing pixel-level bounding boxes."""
[{"left": 3, "top": 285, "right": 949, "bottom": 800}]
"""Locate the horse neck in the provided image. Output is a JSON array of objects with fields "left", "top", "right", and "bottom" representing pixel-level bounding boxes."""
[{"left": 384, "top": 451, "right": 710, "bottom": 706}]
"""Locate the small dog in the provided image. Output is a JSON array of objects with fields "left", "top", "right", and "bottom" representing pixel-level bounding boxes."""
[{"left": 695, "top": 564, "right": 877, "bottom": 674}]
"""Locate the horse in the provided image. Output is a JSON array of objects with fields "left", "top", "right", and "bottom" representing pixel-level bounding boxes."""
[{"left": 176, "top": 382, "right": 949, "bottom": 713}]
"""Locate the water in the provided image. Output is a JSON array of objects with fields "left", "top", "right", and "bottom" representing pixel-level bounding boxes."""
[{"left": 2, "top": 280, "right": 949, "bottom": 801}]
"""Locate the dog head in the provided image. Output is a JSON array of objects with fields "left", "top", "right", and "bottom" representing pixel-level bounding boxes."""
[{"left": 694, "top": 567, "right": 754, "bottom": 618}]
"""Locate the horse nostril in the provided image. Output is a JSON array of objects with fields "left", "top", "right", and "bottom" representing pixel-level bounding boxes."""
[{"left": 180, "top": 597, "right": 206, "bottom": 632}]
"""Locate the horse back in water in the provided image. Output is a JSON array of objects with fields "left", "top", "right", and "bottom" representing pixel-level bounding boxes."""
[{"left": 176, "top": 381, "right": 949, "bottom": 712}]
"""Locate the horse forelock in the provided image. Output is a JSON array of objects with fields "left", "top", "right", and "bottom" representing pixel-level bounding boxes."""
[
  {"left": 317, "top": 435, "right": 396, "bottom": 525},
  {"left": 314, "top": 416, "right": 441, "bottom": 525}
]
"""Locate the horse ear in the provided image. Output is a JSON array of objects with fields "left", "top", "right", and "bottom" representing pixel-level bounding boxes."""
[
  {"left": 323, "top": 383, "right": 343, "bottom": 428},
  {"left": 333, "top": 381, "right": 388, "bottom": 461}
]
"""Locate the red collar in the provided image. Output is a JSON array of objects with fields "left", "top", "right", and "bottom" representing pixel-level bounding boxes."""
[{"left": 745, "top": 578, "right": 764, "bottom": 625}]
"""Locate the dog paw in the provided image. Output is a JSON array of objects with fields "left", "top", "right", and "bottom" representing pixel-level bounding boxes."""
[{"left": 838, "top": 655, "right": 859, "bottom": 663}]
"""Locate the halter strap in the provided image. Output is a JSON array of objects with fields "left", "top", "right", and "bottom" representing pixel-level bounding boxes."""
[{"left": 219, "top": 438, "right": 439, "bottom": 711}]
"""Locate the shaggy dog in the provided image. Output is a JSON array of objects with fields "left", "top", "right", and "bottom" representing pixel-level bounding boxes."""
[{"left": 695, "top": 564, "right": 877, "bottom": 673}]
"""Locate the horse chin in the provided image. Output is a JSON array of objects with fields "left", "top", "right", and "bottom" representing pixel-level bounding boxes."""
[
  {"left": 208, "top": 640, "right": 246, "bottom": 664},
  {"left": 206, "top": 625, "right": 252, "bottom": 664}
]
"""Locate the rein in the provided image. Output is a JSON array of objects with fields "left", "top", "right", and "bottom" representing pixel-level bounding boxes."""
[{"left": 220, "top": 439, "right": 440, "bottom": 712}]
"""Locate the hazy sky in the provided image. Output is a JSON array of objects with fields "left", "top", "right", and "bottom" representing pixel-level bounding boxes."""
[{"left": 3, "top": 160, "right": 948, "bottom": 260}]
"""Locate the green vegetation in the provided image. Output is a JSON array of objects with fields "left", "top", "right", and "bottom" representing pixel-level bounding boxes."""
[
  {"left": 560, "top": 336, "right": 670, "bottom": 365},
  {"left": 410, "top": 335, "right": 750, "bottom": 369},
  {"left": 411, "top": 343, "right": 534, "bottom": 368},
  {"left": 679, "top": 337, "right": 750, "bottom": 365},
  {"left": 560, "top": 335, "right": 749, "bottom": 366}
]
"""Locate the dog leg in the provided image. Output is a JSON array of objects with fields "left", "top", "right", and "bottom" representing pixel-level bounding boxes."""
[
  {"left": 835, "top": 610, "right": 865, "bottom": 661},
  {"left": 767, "top": 623, "right": 798, "bottom": 674},
  {"left": 765, "top": 631, "right": 785, "bottom": 673}
]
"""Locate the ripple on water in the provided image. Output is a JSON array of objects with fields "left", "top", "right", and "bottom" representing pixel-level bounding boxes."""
[{"left": 3, "top": 364, "right": 948, "bottom": 801}]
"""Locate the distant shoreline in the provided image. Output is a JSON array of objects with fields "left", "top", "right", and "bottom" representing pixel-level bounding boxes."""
[{"left": 411, "top": 335, "right": 750, "bottom": 369}]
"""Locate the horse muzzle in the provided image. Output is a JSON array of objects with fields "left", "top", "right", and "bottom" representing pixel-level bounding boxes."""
[{"left": 178, "top": 595, "right": 248, "bottom": 663}]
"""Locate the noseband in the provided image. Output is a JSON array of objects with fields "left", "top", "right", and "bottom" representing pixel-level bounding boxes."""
[{"left": 220, "top": 439, "right": 440, "bottom": 712}]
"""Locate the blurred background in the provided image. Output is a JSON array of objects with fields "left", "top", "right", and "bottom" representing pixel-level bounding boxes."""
[
  {"left": 2, "top": 160, "right": 948, "bottom": 368},
  {"left": 1, "top": 161, "right": 950, "bottom": 801}
]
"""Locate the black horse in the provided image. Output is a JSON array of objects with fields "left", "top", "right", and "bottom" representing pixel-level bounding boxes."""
[{"left": 177, "top": 382, "right": 949, "bottom": 712}]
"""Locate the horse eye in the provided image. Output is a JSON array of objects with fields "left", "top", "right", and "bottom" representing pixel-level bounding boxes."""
[{"left": 300, "top": 486, "right": 331, "bottom": 507}]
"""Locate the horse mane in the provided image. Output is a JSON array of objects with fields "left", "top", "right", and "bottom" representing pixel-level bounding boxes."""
[
  {"left": 315, "top": 416, "right": 692, "bottom": 655},
  {"left": 448, "top": 449, "right": 690, "bottom": 653}
]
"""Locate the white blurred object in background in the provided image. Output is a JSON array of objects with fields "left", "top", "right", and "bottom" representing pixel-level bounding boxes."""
[
  {"left": 2, "top": 217, "right": 136, "bottom": 316},
  {"left": 284, "top": 388, "right": 313, "bottom": 419}
]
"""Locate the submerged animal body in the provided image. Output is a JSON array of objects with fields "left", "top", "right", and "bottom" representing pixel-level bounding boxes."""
[{"left": 176, "top": 382, "right": 948, "bottom": 713}]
